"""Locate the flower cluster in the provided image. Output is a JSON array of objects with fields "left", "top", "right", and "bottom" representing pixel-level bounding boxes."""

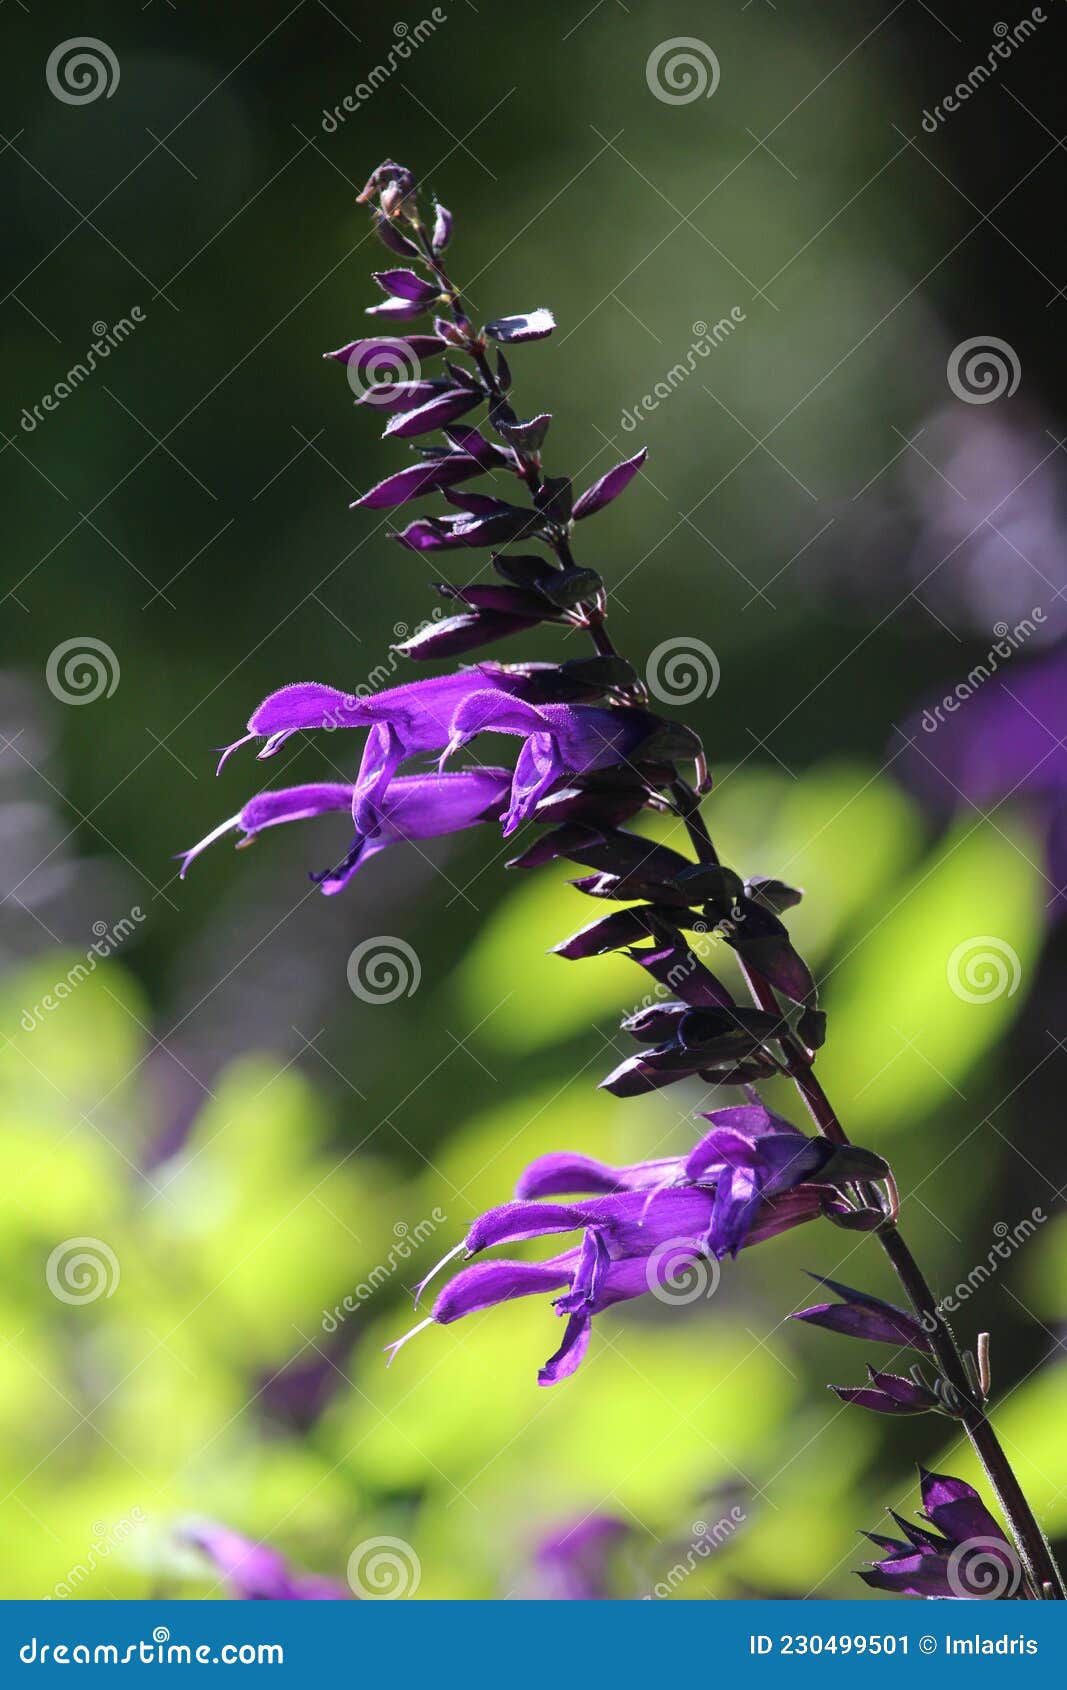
[{"left": 179, "top": 159, "right": 1062, "bottom": 1604}]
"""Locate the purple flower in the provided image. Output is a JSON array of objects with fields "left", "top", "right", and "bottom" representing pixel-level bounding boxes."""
[
  {"left": 181, "top": 1521, "right": 349, "bottom": 1600},
  {"left": 385, "top": 1103, "right": 882, "bottom": 1385},
  {"left": 177, "top": 768, "right": 512, "bottom": 894},
  {"left": 531, "top": 1515, "right": 630, "bottom": 1600},
  {"left": 901, "top": 646, "right": 1067, "bottom": 914},
  {"left": 205, "top": 669, "right": 670, "bottom": 851},
  {"left": 860, "top": 1469, "right": 1026, "bottom": 1599}
]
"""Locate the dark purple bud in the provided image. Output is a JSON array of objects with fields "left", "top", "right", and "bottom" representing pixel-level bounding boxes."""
[
  {"left": 536, "top": 476, "right": 573, "bottom": 524},
  {"left": 671, "top": 863, "right": 746, "bottom": 907},
  {"left": 393, "top": 516, "right": 466, "bottom": 551},
  {"left": 393, "top": 610, "right": 541, "bottom": 659},
  {"left": 549, "top": 905, "right": 667, "bottom": 959},
  {"left": 434, "top": 580, "right": 556, "bottom": 616},
  {"left": 790, "top": 1275, "right": 933, "bottom": 1352},
  {"left": 809, "top": 1144, "right": 890, "bottom": 1185},
  {"left": 797, "top": 1006, "right": 827, "bottom": 1049},
  {"left": 373, "top": 212, "right": 420, "bottom": 258},
  {"left": 372, "top": 268, "right": 442, "bottom": 305},
  {"left": 625, "top": 941, "right": 734, "bottom": 1009},
  {"left": 532, "top": 782, "right": 648, "bottom": 828},
  {"left": 489, "top": 551, "right": 593, "bottom": 599},
  {"left": 620, "top": 1003, "right": 691, "bottom": 1042},
  {"left": 433, "top": 316, "right": 469, "bottom": 349},
  {"left": 445, "top": 359, "right": 485, "bottom": 392},
  {"left": 353, "top": 457, "right": 485, "bottom": 509},
  {"left": 745, "top": 875, "right": 804, "bottom": 914},
  {"left": 357, "top": 159, "right": 416, "bottom": 206},
  {"left": 572, "top": 449, "right": 648, "bottom": 519},
  {"left": 354, "top": 378, "right": 454, "bottom": 416},
  {"left": 443, "top": 425, "right": 506, "bottom": 469},
  {"left": 485, "top": 309, "right": 556, "bottom": 343},
  {"left": 496, "top": 413, "right": 552, "bottom": 452},
  {"left": 495, "top": 349, "right": 513, "bottom": 389},
  {"left": 832, "top": 1380, "right": 937, "bottom": 1416},
  {"left": 476, "top": 654, "right": 633, "bottom": 704},
  {"left": 431, "top": 202, "right": 453, "bottom": 253},
  {"left": 366, "top": 296, "right": 439, "bottom": 323},
  {"left": 382, "top": 388, "right": 483, "bottom": 438},
  {"left": 323, "top": 334, "right": 447, "bottom": 368},
  {"left": 723, "top": 900, "right": 816, "bottom": 1006},
  {"left": 825, "top": 1202, "right": 891, "bottom": 1232}
]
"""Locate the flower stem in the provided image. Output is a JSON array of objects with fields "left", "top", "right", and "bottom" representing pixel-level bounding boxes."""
[{"left": 398, "top": 214, "right": 1063, "bottom": 1598}]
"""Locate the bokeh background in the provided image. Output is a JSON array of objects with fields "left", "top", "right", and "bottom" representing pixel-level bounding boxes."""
[{"left": 3, "top": 0, "right": 1067, "bottom": 1600}]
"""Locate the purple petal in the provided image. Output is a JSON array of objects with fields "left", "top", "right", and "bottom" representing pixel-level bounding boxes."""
[
  {"left": 353, "top": 378, "right": 453, "bottom": 416},
  {"left": 920, "top": 1469, "right": 1009, "bottom": 1547},
  {"left": 572, "top": 449, "right": 648, "bottom": 519},
  {"left": 538, "top": 1311, "right": 592, "bottom": 1386},
  {"left": 383, "top": 388, "right": 483, "bottom": 438},
  {"left": 371, "top": 268, "right": 442, "bottom": 304},
  {"left": 833, "top": 1385, "right": 927, "bottom": 1415},
  {"left": 443, "top": 424, "right": 504, "bottom": 468},
  {"left": 365, "top": 296, "right": 437, "bottom": 323},
  {"left": 394, "top": 610, "right": 541, "bottom": 659},
  {"left": 626, "top": 942, "right": 734, "bottom": 1009},
  {"left": 432, "top": 1256, "right": 577, "bottom": 1323},
  {"left": 323, "top": 334, "right": 446, "bottom": 366},
  {"left": 485, "top": 309, "right": 555, "bottom": 343},
  {"left": 551, "top": 907, "right": 661, "bottom": 960},
  {"left": 354, "top": 457, "right": 484, "bottom": 509},
  {"left": 516, "top": 1151, "right": 678, "bottom": 1200},
  {"left": 431, "top": 203, "right": 453, "bottom": 253}
]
